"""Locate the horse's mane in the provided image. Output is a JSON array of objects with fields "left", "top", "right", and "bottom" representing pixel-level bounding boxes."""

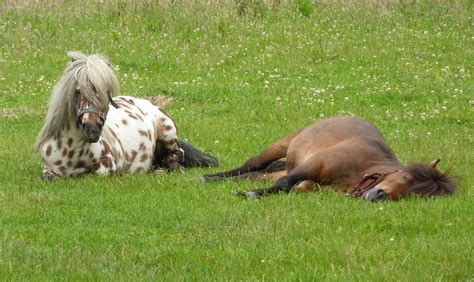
[
  {"left": 36, "top": 51, "right": 119, "bottom": 150},
  {"left": 406, "top": 163, "right": 456, "bottom": 196}
]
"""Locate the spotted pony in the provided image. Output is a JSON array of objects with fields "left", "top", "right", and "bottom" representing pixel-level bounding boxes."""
[{"left": 36, "top": 51, "right": 218, "bottom": 179}]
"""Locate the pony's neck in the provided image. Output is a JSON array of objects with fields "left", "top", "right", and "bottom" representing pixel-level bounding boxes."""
[
  {"left": 363, "top": 162, "right": 404, "bottom": 176},
  {"left": 57, "top": 121, "right": 84, "bottom": 141}
]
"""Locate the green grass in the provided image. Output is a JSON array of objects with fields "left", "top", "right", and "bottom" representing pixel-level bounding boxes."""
[{"left": 0, "top": 0, "right": 473, "bottom": 280}]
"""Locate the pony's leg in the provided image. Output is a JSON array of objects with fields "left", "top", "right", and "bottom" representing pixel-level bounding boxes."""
[
  {"left": 293, "top": 180, "right": 319, "bottom": 193},
  {"left": 42, "top": 165, "right": 60, "bottom": 180},
  {"left": 228, "top": 168, "right": 287, "bottom": 181},
  {"left": 234, "top": 156, "right": 325, "bottom": 198},
  {"left": 234, "top": 171, "right": 306, "bottom": 199},
  {"left": 202, "top": 129, "right": 303, "bottom": 181},
  {"left": 155, "top": 116, "right": 185, "bottom": 172}
]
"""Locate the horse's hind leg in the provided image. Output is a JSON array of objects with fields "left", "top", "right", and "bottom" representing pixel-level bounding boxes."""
[
  {"left": 154, "top": 114, "right": 185, "bottom": 171},
  {"left": 201, "top": 129, "right": 303, "bottom": 181}
]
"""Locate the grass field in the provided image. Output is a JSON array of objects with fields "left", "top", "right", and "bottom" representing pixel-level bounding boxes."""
[{"left": 0, "top": 0, "right": 473, "bottom": 280}]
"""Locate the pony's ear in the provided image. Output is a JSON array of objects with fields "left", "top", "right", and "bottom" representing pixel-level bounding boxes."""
[
  {"left": 101, "top": 56, "right": 112, "bottom": 67},
  {"left": 67, "top": 51, "right": 86, "bottom": 62},
  {"left": 428, "top": 159, "right": 441, "bottom": 169}
]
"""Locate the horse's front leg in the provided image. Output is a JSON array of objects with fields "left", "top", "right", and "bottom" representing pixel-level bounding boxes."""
[
  {"left": 233, "top": 159, "right": 321, "bottom": 199},
  {"left": 96, "top": 154, "right": 117, "bottom": 175},
  {"left": 233, "top": 172, "right": 306, "bottom": 199},
  {"left": 42, "top": 165, "right": 60, "bottom": 180}
]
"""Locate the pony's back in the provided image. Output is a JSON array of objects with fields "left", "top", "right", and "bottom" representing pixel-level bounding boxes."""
[
  {"left": 290, "top": 116, "right": 386, "bottom": 149},
  {"left": 286, "top": 116, "right": 398, "bottom": 170}
]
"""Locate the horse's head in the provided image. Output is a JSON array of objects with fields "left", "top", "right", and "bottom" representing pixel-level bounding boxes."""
[
  {"left": 362, "top": 159, "right": 456, "bottom": 201},
  {"left": 68, "top": 52, "right": 119, "bottom": 143},
  {"left": 75, "top": 85, "right": 117, "bottom": 142}
]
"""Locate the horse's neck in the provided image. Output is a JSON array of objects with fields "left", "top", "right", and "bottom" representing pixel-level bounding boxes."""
[
  {"left": 56, "top": 122, "right": 87, "bottom": 144},
  {"left": 363, "top": 162, "right": 404, "bottom": 175}
]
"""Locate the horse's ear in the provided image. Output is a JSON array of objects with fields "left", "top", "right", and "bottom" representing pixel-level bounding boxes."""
[
  {"left": 428, "top": 159, "right": 441, "bottom": 169},
  {"left": 101, "top": 56, "right": 112, "bottom": 67},
  {"left": 67, "top": 51, "right": 86, "bottom": 62}
]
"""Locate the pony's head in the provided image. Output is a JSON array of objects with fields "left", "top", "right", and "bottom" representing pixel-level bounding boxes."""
[
  {"left": 36, "top": 51, "right": 119, "bottom": 147},
  {"left": 362, "top": 159, "right": 456, "bottom": 201},
  {"left": 69, "top": 52, "right": 120, "bottom": 142}
]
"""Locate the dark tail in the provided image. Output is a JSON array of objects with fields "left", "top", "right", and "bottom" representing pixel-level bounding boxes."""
[{"left": 180, "top": 140, "right": 219, "bottom": 168}]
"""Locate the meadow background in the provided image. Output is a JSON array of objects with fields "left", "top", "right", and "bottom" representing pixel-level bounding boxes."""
[{"left": 0, "top": 0, "right": 472, "bottom": 280}]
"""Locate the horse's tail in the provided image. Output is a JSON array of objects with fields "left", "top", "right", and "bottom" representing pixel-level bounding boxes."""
[{"left": 180, "top": 140, "right": 219, "bottom": 168}]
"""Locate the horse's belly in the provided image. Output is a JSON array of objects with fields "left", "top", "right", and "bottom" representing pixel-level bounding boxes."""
[
  {"left": 286, "top": 139, "right": 330, "bottom": 171},
  {"left": 105, "top": 97, "right": 168, "bottom": 173}
]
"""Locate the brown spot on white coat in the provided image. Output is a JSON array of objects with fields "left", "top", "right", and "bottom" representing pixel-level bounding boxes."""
[
  {"left": 138, "top": 130, "right": 148, "bottom": 137},
  {"left": 46, "top": 145, "right": 53, "bottom": 156}
]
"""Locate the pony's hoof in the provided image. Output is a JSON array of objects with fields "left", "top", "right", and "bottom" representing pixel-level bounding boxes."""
[
  {"left": 231, "top": 190, "right": 242, "bottom": 196},
  {"left": 200, "top": 175, "right": 222, "bottom": 182},
  {"left": 231, "top": 190, "right": 259, "bottom": 200},
  {"left": 42, "top": 171, "right": 58, "bottom": 181},
  {"left": 244, "top": 191, "right": 259, "bottom": 199}
]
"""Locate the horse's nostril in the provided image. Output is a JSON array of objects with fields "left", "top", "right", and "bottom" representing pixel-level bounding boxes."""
[
  {"left": 363, "top": 187, "right": 387, "bottom": 201},
  {"left": 82, "top": 125, "right": 101, "bottom": 142},
  {"left": 375, "top": 189, "right": 387, "bottom": 199},
  {"left": 85, "top": 126, "right": 99, "bottom": 135}
]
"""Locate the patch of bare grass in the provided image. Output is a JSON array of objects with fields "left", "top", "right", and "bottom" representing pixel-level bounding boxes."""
[
  {"left": 142, "top": 95, "right": 175, "bottom": 108},
  {"left": 1, "top": 107, "right": 34, "bottom": 119}
]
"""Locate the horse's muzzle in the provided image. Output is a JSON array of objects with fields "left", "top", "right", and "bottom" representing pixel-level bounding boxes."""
[
  {"left": 362, "top": 187, "right": 387, "bottom": 202},
  {"left": 82, "top": 124, "right": 102, "bottom": 143}
]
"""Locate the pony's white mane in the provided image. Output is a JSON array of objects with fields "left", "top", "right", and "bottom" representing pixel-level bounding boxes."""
[{"left": 36, "top": 51, "right": 119, "bottom": 150}]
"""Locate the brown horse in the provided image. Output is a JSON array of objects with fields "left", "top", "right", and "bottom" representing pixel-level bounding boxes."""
[{"left": 201, "top": 116, "right": 456, "bottom": 201}]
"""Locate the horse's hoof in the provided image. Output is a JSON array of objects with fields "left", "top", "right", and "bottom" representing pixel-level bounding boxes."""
[
  {"left": 244, "top": 191, "right": 259, "bottom": 200},
  {"left": 231, "top": 190, "right": 242, "bottom": 196},
  {"left": 42, "top": 171, "right": 58, "bottom": 181},
  {"left": 200, "top": 175, "right": 221, "bottom": 182},
  {"left": 231, "top": 190, "right": 259, "bottom": 200}
]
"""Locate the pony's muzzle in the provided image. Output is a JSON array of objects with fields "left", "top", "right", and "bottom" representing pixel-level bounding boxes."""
[
  {"left": 82, "top": 124, "right": 102, "bottom": 143},
  {"left": 362, "top": 187, "right": 387, "bottom": 202}
]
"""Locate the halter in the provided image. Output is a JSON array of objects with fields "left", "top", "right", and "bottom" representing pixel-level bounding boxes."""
[
  {"left": 76, "top": 105, "right": 107, "bottom": 125},
  {"left": 75, "top": 88, "right": 119, "bottom": 125},
  {"left": 348, "top": 170, "right": 401, "bottom": 197}
]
